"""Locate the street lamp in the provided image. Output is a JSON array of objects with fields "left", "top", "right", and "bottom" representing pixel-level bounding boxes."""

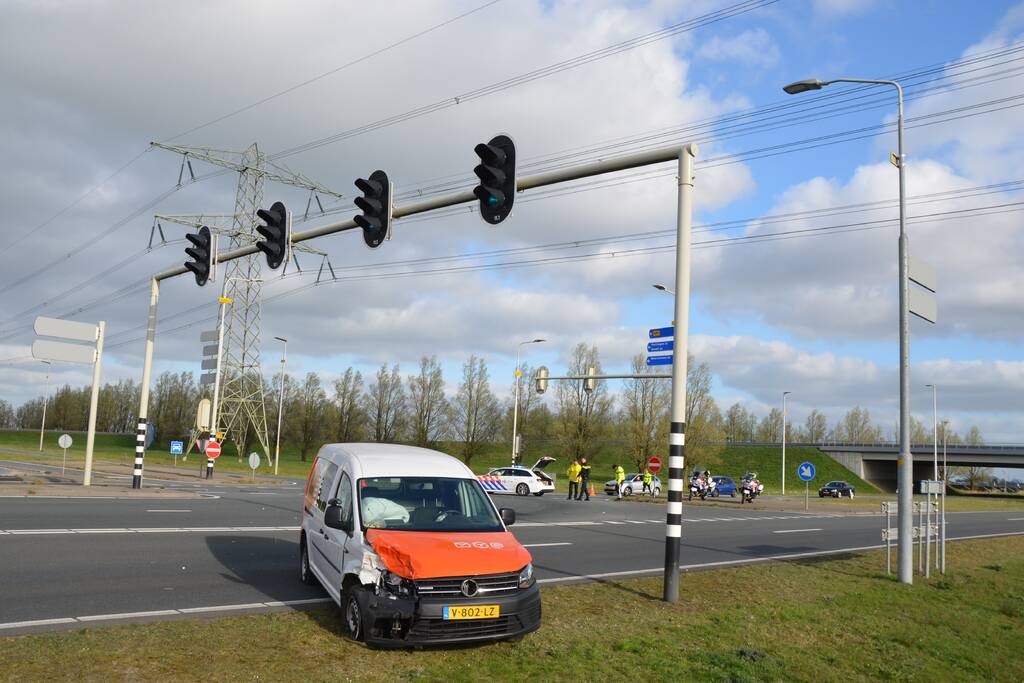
[
  {"left": 782, "top": 391, "right": 791, "bottom": 496},
  {"left": 941, "top": 419, "right": 950, "bottom": 481},
  {"left": 274, "top": 336, "right": 287, "bottom": 476},
  {"left": 926, "top": 384, "right": 938, "bottom": 480},
  {"left": 511, "top": 338, "right": 545, "bottom": 464},
  {"left": 784, "top": 75, "right": 913, "bottom": 585},
  {"left": 39, "top": 361, "right": 51, "bottom": 451},
  {"left": 652, "top": 283, "right": 675, "bottom": 295}
]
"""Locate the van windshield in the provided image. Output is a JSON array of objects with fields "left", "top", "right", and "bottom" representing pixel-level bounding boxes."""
[{"left": 358, "top": 477, "right": 504, "bottom": 532}]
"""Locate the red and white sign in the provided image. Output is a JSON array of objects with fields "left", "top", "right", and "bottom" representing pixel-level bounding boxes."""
[
  {"left": 646, "top": 456, "right": 662, "bottom": 473},
  {"left": 205, "top": 441, "right": 222, "bottom": 459}
]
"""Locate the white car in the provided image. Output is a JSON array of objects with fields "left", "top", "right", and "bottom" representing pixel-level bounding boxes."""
[{"left": 481, "top": 457, "right": 556, "bottom": 496}]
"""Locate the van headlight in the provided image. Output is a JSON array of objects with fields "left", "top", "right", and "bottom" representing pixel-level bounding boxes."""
[
  {"left": 518, "top": 563, "right": 535, "bottom": 588},
  {"left": 379, "top": 570, "right": 414, "bottom": 597}
]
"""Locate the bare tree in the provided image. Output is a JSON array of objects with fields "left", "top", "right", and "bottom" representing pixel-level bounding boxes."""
[
  {"left": 804, "top": 409, "right": 827, "bottom": 443},
  {"left": 620, "top": 354, "right": 670, "bottom": 472},
  {"left": 288, "top": 372, "right": 327, "bottom": 461},
  {"left": 0, "top": 399, "right": 14, "bottom": 428},
  {"left": 964, "top": 425, "right": 984, "bottom": 446},
  {"left": 364, "top": 364, "right": 406, "bottom": 443},
  {"left": 449, "top": 355, "right": 500, "bottom": 464},
  {"left": 684, "top": 358, "right": 724, "bottom": 468},
  {"left": 756, "top": 408, "right": 783, "bottom": 443},
  {"left": 555, "top": 343, "right": 613, "bottom": 462},
  {"left": 333, "top": 368, "right": 365, "bottom": 442},
  {"left": 909, "top": 415, "right": 929, "bottom": 445},
  {"left": 832, "top": 406, "right": 883, "bottom": 443},
  {"left": 408, "top": 356, "right": 447, "bottom": 447}
]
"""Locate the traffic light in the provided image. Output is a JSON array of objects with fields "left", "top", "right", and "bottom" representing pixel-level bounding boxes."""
[
  {"left": 256, "top": 201, "right": 290, "bottom": 269},
  {"left": 184, "top": 226, "right": 212, "bottom": 286},
  {"left": 354, "top": 170, "right": 392, "bottom": 248},
  {"left": 584, "top": 366, "right": 597, "bottom": 394},
  {"left": 473, "top": 134, "right": 516, "bottom": 224},
  {"left": 535, "top": 366, "right": 549, "bottom": 394}
]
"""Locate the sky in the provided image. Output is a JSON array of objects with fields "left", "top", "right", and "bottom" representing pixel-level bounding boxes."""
[{"left": 0, "top": 0, "right": 1022, "bottom": 451}]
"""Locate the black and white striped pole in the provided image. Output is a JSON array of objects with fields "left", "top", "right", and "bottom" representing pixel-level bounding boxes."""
[
  {"left": 132, "top": 278, "right": 159, "bottom": 489},
  {"left": 663, "top": 144, "right": 697, "bottom": 604}
]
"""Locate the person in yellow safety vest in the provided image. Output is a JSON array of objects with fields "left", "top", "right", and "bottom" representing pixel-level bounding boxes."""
[
  {"left": 614, "top": 464, "right": 626, "bottom": 499},
  {"left": 577, "top": 457, "right": 592, "bottom": 501},
  {"left": 566, "top": 459, "right": 582, "bottom": 500},
  {"left": 642, "top": 468, "right": 654, "bottom": 496}
]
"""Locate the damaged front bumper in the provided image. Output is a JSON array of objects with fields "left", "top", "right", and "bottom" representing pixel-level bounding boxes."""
[{"left": 363, "top": 582, "right": 541, "bottom": 647}]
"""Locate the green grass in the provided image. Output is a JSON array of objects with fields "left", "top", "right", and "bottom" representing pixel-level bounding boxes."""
[
  {"left": 2, "top": 536, "right": 1021, "bottom": 682},
  {"left": 0, "top": 431, "right": 875, "bottom": 494}
]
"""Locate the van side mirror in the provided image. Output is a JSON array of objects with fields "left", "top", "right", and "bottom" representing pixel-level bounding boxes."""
[
  {"left": 499, "top": 507, "right": 516, "bottom": 526},
  {"left": 324, "top": 499, "right": 353, "bottom": 534}
]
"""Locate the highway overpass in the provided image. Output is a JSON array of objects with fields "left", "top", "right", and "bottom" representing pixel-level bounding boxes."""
[{"left": 816, "top": 443, "right": 1024, "bottom": 491}]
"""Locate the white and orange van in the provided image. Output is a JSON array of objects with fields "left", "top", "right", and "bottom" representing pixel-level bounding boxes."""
[{"left": 300, "top": 443, "right": 541, "bottom": 647}]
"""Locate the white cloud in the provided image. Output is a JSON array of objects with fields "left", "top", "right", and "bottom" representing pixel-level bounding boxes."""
[
  {"left": 696, "top": 28, "right": 780, "bottom": 68},
  {"left": 811, "top": 0, "right": 877, "bottom": 17}
]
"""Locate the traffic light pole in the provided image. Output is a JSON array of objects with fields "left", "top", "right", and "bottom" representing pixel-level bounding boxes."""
[
  {"left": 133, "top": 143, "right": 699, "bottom": 495},
  {"left": 664, "top": 144, "right": 697, "bottom": 604}
]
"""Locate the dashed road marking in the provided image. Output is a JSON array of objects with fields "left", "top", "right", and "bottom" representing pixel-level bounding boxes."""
[
  {"left": 523, "top": 542, "right": 573, "bottom": 548},
  {"left": 0, "top": 526, "right": 299, "bottom": 537},
  {"left": 773, "top": 528, "right": 824, "bottom": 534}
]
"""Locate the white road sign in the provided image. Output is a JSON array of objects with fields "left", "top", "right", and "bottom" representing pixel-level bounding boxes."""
[
  {"left": 32, "top": 339, "right": 97, "bottom": 364},
  {"left": 34, "top": 316, "right": 98, "bottom": 343},
  {"left": 248, "top": 452, "right": 260, "bottom": 470},
  {"left": 196, "top": 398, "right": 212, "bottom": 431},
  {"left": 58, "top": 434, "right": 73, "bottom": 449}
]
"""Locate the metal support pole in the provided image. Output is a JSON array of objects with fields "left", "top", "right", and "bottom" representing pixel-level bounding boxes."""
[
  {"left": 133, "top": 278, "right": 160, "bottom": 489},
  {"left": 274, "top": 338, "right": 287, "bottom": 476},
  {"left": 892, "top": 82, "right": 914, "bottom": 585},
  {"left": 663, "top": 143, "right": 698, "bottom": 604},
  {"left": 82, "top": 321, "right": 104, "bottom": 487},
  {"left": 885, "top": 503, "right": 892, "bottom": 575},
  {"left": 931, "top": 386, "right": 938, "bottom": 480},
  {"left": 925, "top": 492, "right": 931, "bottom": 578},
  {"left": 512, "top": 344, "right": 523, "bottom": 464},
  {"left": 39, "top": 361, "right": 50, "bottom": 451},
  {"left": 207, "top": 293, "right": 230, "bottom": 480},
  {"left": 941, "top": 482, "right": 946, "bottom": 574},
  {"left": 805, "top": 481, "right": 809, "bottom": 511},
  {"left": 782, "top": 391, "right": 790, "bottom": 496},
  {"left": 918, "top": 500, "right": 923, "bottom": 574}
]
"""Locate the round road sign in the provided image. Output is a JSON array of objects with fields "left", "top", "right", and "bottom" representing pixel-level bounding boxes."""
[
  {"left": 646, "top": 456, "right": 662, "bottom": 473},
  {"left": 247, "top": 452, "right": 260, "bottom": 470},
  {"left": 797, "top": 461, "right": 816, "bottom": 481},
  {"left": 205, "top": 441, "right": 222, "bottom": 459},
  {"left": 58, "top": 434, "right": 72, "bottom": 449}
]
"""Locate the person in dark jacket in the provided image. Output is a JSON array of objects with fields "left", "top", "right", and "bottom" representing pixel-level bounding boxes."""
[{"left": 577, "top": 457, "right": 592, "bottom": 500}]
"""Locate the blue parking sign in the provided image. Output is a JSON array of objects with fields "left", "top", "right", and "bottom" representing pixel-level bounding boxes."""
[{"left": 170, "top": 441, "right": 184, "bottom": 455}]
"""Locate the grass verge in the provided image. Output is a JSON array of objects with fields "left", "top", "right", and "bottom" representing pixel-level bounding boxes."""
[{"left": 2, "top": 536, "right": 1022, "bottom": 682}]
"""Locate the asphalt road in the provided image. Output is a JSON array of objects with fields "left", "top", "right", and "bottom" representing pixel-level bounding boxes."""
[{"left": 1, "top": 485, "right": 1022, "bottom": 635}]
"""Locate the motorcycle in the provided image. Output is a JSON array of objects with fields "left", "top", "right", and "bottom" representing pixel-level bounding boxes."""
[
  {"left": 688, "top": 476, "right": 716, "bottom": 501},
  {"left": 740, "top": 478, "right": 764, "bottom": 504}
]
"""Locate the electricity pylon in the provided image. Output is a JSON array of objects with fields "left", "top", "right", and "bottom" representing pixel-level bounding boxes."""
[{"left": 152, "top": 141, "right": 343, "bottom": 459}]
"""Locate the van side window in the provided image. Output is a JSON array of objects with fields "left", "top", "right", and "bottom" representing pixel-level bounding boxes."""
[
  {"left": 304, "top": 458, "right": 326, "bottom": 512},
  {"left": 333, "top": 472, "right": 353, "bottom": 526},
  {"left": 316, "top": 462, "right": 339, "bottom": 513}
]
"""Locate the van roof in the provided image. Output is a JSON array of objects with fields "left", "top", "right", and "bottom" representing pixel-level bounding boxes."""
[{"left": 317, "top": 443, "right": 475, "bottom": 480}]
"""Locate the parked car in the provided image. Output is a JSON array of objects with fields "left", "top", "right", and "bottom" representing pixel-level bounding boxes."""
[
  {"left": 482, "top": 457, "right": 556, "bottom": 496},
  {"left": 300, "top": 443, "right": 540, "bottom": 647},
  {"left": 819, "top": 480, "right": 855, "bottom": 498},
  {"left": 710, "top": 476, "right": 737, "bottom": 497},
  {"left": 604, "top": 473, "right": 662, "bottom": 497}
]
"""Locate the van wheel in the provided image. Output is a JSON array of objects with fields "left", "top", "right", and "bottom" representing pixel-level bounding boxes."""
[
  {"left": 299, "top": 535, "right": 316, "bottom": 586},
  {"left": 343, "top": 584, "right": 368, "bottom": 642},
  {"left": 516, "top": 483, "right": 530, "bottom": 496}
]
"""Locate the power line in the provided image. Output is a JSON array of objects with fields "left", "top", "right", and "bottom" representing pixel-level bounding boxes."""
[{"left": 164, "top": 0, "right": 503, "bottom": 142}]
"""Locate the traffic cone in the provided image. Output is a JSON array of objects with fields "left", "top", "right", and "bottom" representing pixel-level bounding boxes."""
[{"left": 588, "top": 483, "right": 595, "bottom": 497}]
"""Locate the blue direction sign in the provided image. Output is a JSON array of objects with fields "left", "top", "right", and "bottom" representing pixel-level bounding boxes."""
[
  {"left": 647, "top": 340, "right": 674, "bottom": 353},
  {"left": 649, "top": 326, "right": 674, "bottom": 339},
  {"left": 797, "top": 461, "right": 816, "bottom": 481},
  {"left": 170, "top": 440, "right": 184, "bottom": 455},
  {"left": 646, "top": 354, "right": 673, "bottom": 366}
]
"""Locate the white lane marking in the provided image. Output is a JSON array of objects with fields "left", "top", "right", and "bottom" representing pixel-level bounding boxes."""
[
  {"left": 0, "top": 598, "right": 333, "bottom": 631},
  {"left": 523, "top": 542, "right": 573, "bottom": 548},
  {"left": 773, "top": 529, "right": 824, "bottom": 534},
  {"left": 605, "top": 521, "right": 626, "bottom": 525},
  {"left": 0, "top": 526, "right": 300, "bottom": 537},
  {"left": 1008, "top": 517, "right": 1024, "bottom": 521},
  {"left": 146, "top": 509, "right": 192, "bottom": 513},
  {"left": 79, "top": 610, "right": 179, "bottom": 622},
  {"left": 537, "top": 531, "right": 1024, "bottom": 585}
]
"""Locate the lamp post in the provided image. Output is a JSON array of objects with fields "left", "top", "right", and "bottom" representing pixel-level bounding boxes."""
[
  {"left": 784, "top": 76, "right": 913, "bottom": 585},
  {"left": 782, "top": 391, "right": 791, "bottom": 496},
  {"left": 273, "top": 336, "right": 287, "bottom": 476},
  {"left": 38, "top": 361, "right": 51, "bottom": 451},
  {"left": 926, "top": 384, "right": 938, "bottom": 480},
  {"left": 511, "top": 338, "right": 545, "bottom": 464},
  {"left": 941, "top": 419, "right": 949, "bottom": 479},
  {"left": 652, "top": 283, "right": 675, "bottom": 295}
]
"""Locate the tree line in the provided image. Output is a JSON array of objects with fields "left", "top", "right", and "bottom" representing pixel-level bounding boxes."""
[{"left": 0, "top": 343, "right": 986, "bottom": 473}]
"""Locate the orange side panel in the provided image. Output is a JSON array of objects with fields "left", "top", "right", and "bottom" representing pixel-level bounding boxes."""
[{"left": 365, "top": 529, "right": 532, "bottom": 580}]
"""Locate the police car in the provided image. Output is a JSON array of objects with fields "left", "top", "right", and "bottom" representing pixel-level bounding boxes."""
[{"left": 479, "top": 457, "right": 556, "bottom": 496}]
